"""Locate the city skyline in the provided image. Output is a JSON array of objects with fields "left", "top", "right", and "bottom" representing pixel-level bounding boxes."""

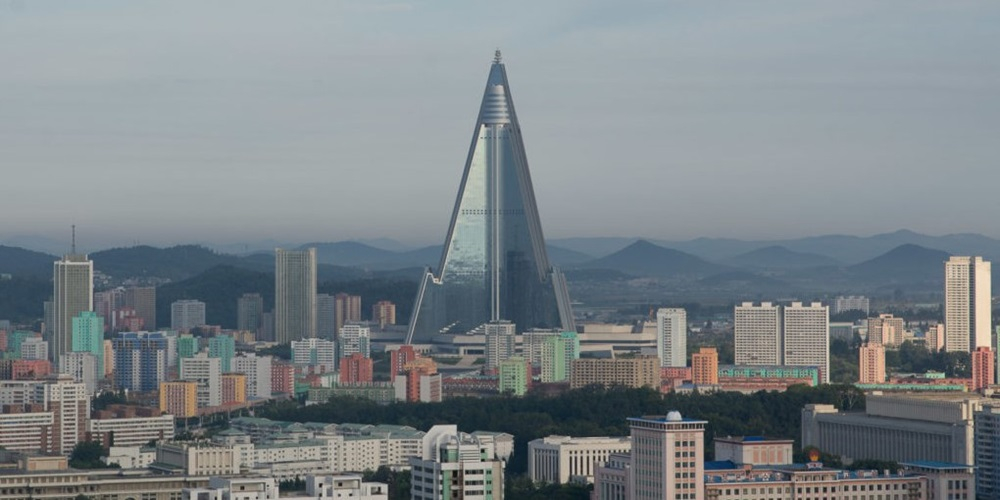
[{"left": 2, "top": 1, "right": 999, "bottom": 248}]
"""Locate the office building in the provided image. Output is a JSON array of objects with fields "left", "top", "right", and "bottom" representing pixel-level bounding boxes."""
[
  {"left": 340, "top": 353, "right": 374, "bottom": 384},
  {"left": 159, "top": 381, "right": 198, "bottom": 418},
  {"left": 405, "top": 52, "right": 575, "bottom": 343},
  {"left": 409, "top": 425, "right": 506, "bottom": 500},
  {"left": 734, "top": 302, "right": 782, "bottom": 366},
  {"left": 113, "top": 331, "right": 170, "bottom": 392},
  {"left": 221, "top": 372, "right": 247, "bottom": 405},
  {"left": 292, "top": 337, "right": 337, "bottom": 372},
  {"left": 655, "top": 308, "right": 686, "bottom": 368},
  {"left": 868, "top": 313, "right": 905, "bottom": 347},
  {"left": 570, "top": 356, "right": 659, "bottom": 390},
  {"left": 70, "top": 311, "right": 104, "bottom": 378},
  {"left": 125, "top": 286, "right": 156, "bottom": 331},
  {"left": 783, "top": 302, "right": 829, "bottom": 383},
  {"left": 338, "top": 323, "right": 371, "bottom": 359},
  {"left": 945, "top": 256, "right": 992, "bottom": 352},
  {"left": 485, "top": 320, "right": 516, "bottom": 370},
  {"left": 52, "top": 254, "right": 93, "bottom": 364},
  {"left": 275, "top": 248, "right": 317, "bottom": 343},
  {"left": 232, "top": 353, "right": 272, "bottom": 399},
  {"left": 628, "top": 413, "right": 706, "bottom": 500},
  {"left": 372, "top": 300, "right": 396, "bottom": 329},
  {"left": 170, "top": 300, "right": 206, "bottom": 332},
  {"left": 833, "top": 295, "right": 870, "bottom": 316},
  {"left": 316, "top": 293, "right": 336, "bottom": 339},
  {"left": 528, "top": 435, "right": 631, "bottom": 484},
  {"left": 237, "top": 292, "right": 264, "bottom": 334},
  {"left": 691, "top": 347, "right": 719, "bottom": 385},
  {"left": 972, "top": 346, "right": 994, "bottom": 390},
  {"left": 334, "top": 293, "right": 362, "bottom": 334},
  {"left": 207, "top": 334, "right": 235, "bottom": 372},
  {"left": 180, "top": 352, "right": 222, "bottom": 407},
  {"left": 59, "top": 352, "right": 97, "bottom": 394},
  {"left": 499, "top": 357, "right": 529, "bottom": 396},
  {"left": 803, "top": 393, "right": 987, "bottom": 465},
  {"left": 858, "top": 343, "right": 886, "bottom": 384}
]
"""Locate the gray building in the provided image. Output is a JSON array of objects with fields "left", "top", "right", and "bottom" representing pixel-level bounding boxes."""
[
  {"left": 275, "top": 248, "right": 317, "bottom": 343},
  {"left": 237, "top": 293, "right": 264, "bottom": 334},
  {"left": 52, "top": 254, "right": 93, "bottom": 363}
]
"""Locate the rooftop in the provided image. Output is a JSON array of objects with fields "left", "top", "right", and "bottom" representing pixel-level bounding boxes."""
[{"left": 900, "top": 460, "right": 975, "bottom": 470}]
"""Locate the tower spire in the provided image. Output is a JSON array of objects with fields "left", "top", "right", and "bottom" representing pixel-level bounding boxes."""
[
  {"left": 71, "top": 225, "right": 76, "bottom": 254},
  {"left": 494, "top": 48, "right": 502, "bottom": 64}
]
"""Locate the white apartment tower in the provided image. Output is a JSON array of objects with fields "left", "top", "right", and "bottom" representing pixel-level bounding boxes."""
[
  {"left": 655, "top": 308, "right": 687, "bottom": 368},
  {"left": 338, "top": 323, "right": 371, "bottom": 359},
  {"left": 180, "top": 352, "right": 222, "bottom": 407},
  {"left": 275, "top": 248, "right": 317, "bottom": 343},
  {"left": 734, "top": 302, "right": 782, "bottom": 366},
  {"left": 53, "top": 254, "right": 94, "bottom": 363},
  {"left": 783, "top": 302, "right": 830, "bottom": 383},
  {"left": 291, "top": 337, "right": 337, "bottom": 372},
  {"left": 232, "top": 353, "right": 272, "bottom": 399},
  {"left": 485, "top": 321, "right": 516, "bottom": 370},
  {"left": 945, "top": 256, "right": 992, "bottom": 352}
]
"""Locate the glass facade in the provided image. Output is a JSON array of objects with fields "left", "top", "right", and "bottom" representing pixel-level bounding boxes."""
[{"left": 406, "top": 55, "right": 574, "bottom": 343}]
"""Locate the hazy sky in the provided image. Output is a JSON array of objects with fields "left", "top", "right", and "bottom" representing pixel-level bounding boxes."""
[{"left": 2, "top": 0, "right": 999, "bottom": 251}]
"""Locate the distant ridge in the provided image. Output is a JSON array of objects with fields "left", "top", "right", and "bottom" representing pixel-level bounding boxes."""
[
  {"left": 578, "top": 240, "right": 729, "bottom": 278},
  {"left": 847, "top": 244, "right": 951, "bottom": 283},
  {"left": 0, "top": 245, "right": 57, "bottom": 277},
  {"left": 727, "top": 245, "right": 840, "bottom": 269}
]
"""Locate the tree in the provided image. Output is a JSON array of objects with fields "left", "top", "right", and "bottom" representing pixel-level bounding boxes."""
[{"left": 69, "top": 441, "right": 113, "bottom": 469}]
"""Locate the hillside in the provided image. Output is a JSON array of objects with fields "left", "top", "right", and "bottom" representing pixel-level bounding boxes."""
[
  {"left": 0, "top": 246, "right": 57, "bottom": 277},
  {"left": 156, "top": 265, "right": 275, "bottom": 329},
  {"left": 846, "top": 244, "right": 950, "bottom": 284},
  {"left": 578, "top": 240, "right": 729, "bottom": 278},
  {"left": 92, "top": 245, "right": 241, "bottom": 281}
]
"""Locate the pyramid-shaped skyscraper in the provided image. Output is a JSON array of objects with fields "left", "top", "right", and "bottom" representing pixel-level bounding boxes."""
[{"left": 406, "top": 51, "right": 575, "bottom": 343}]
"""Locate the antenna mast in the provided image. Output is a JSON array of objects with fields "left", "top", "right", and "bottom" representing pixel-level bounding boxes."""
[{"left": 71, "top": 225, "right": 76, "bottom": 254}]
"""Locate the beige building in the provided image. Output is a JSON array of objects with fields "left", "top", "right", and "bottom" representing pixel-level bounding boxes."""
[
  {"left": 155, "top": 441, "right": 239, "bottom": 476},
  {"left": 0, "top": 468, "right": 208, "bottom": 500},
  {"left": 691, "top": 347, "right": 719, "bottom": 385},
  {"left": 89, "top": 414, "right": 175, "bottom": 447},
  {"left": 570, "top": 356, "right": 659, "bottom": 390},
  {"left": 628, "top": 414, "right": 705, "bottom": 500},
  {"left": 160, "top": 381, "right": 198, "bottom": 418},
  {"left": 703, "top": 466, "right": 927, "bottom": 500},
  {"left": 858, "top": 343, "right": 886, "bottom": 384},
  {"left": 527, "top": 435, "right": 631, "bottom": 484},
  {"left": 868, "top": 313, "right": 905, "bottom": 347},
  {"left": 713, "top": 436, "right": 793, "bottom": 465},
  {"left": 802, "top": 393, "right": 987, "bottom": 465}
]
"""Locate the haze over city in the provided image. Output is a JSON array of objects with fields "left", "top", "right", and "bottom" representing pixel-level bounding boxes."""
[{"left": 3, "top": 0, "right": 999, "bottom": 251}]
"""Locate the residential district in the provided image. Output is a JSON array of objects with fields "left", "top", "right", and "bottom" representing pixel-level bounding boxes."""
[{"left": 1, "top": 53, "right": 998, "bottom": 500}]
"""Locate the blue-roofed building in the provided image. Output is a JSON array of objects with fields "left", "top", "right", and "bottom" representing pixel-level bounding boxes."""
[{"left": 113, "top": 331, "right": 170, "bottom": 391}]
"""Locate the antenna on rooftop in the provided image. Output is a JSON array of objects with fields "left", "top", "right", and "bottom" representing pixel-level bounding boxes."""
[
  {"left": 494, "top": 48, "right": 502, "bottom": 64},
  {"left": 71, "top": 225, "right": 76, "bottom": 254}
]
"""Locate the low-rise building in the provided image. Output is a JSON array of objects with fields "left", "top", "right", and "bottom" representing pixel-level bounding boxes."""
[
  {"left": 570, "top": 356, "right": 659, "bottom": 389},
  {"left": 713, "top": 436, "right": 793, "bottom": 466},
  {"left": 153, "top": 441, "right": 239, "bottom": 476},
  {"left": 528, "top": 435, "right": 631, "bottom": 484},
  {"left": 89, "top": 407, "right": 175, "bottom": 447}
]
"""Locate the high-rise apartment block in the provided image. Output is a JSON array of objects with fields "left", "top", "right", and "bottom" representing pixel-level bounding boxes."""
[
  {"left": 338, "top": 323, "right": 371, "bottom": 360},
  {"left": 409, "top": 426, "right": 506, "bottom": 500},
  {"left": 734, "top": 302, "right": 782, "bottom": 366},
  {"left": 405, "top": 52, "right": 574, "bottom": 343},
  {"left": 292, "top": 337, "right": 337, "bottom": 372},
  {"left": 858, "top": 343, "right": 886, "bottom": 384},
  {"left": 335, "top": 293, "right": 362, "bottom": 334},
  {"left": 945, "top": 256, "right": 992, "bottom": 352},
  {"left": 833, "top": 295, "right": 870, "bottom": 316},
  {"left": 655, "top": 308, "right": 687, "bottom": 368},
  {"left": 21, "top": 336, "right": 49, "bottom": 361},
  {"left": 868, "top": 313, "right": 905, "bottom": 347},
  {"left": 176, "top": 334, "right": 198, "bottom": 371},
  {"left": 125, "top": 286, "right": 156, "bottom": 331},
  {"left": 691, "top": 347, "right": 719, "bottom": 385},
  {"left": 52, "top": 254, "right": 93, "bottom": 364},
  {"left": 316, "top": 293, "right": 336, "bottom": 339},
  {"left": 237, "top": 293, "right": 264, "bottom": 334},
  {"left": 926, "top": 323, "right": 945, "bottom": 352},
  {"left": 113, "top": 331, "right": 170, "bottom": 392},
  {"left": 93, "top": 288, "right": 124, "bottom": 333},
  {"left": 275, "top": 248, "right": 317, "bottom": 343},
  {"left": 170, "top": 300, "right": 206, "bottom": 332},
  {"left": 783, "top": 302, "right": 829, "bottom": 383},
  {"left": 159, "top": 381, "right": 198, "bottom": 418},
  {"left": 180, "top": 352, "right": 222, "bottom": 407},
  {"left": 372, "top": 300, "right": 396, "bottom": 329},
  {"left": 499, "top": 357, "right": 530, "bottom": 396},
  {"left": 628, "top": 413, "right": 706, "bottom": 500},
  {"left": 540, "top": 334, "right": 568, "bottom": 383},
  {"left": 485, "top": 321, "right": 516, "bottom": 370},
  {"left": 340, "top": 353, "right": 374, "bottom": 384},
  {"left": 0, "top": 376, "right": 89, "bottom": 455},
  {"left": 59, "top": 352, "right": 97, "bottom": 394},
  {"left": 71, "top": 311, "right": 104, "bottom": 378},
  {"left": 208, "top": 335, "right": 235, "bottom": 372},
  {"left": 972, "top": 346, "right": 995, "bottom": 391},
  {"left": 232, "top": 353, "right": 272, "bottom": 399},
  {"left": 389, "top": 345, "right": 417, "bottom": 382},
  {"left": 221, "top": 372, "right": 247, "bottom": 405}
]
